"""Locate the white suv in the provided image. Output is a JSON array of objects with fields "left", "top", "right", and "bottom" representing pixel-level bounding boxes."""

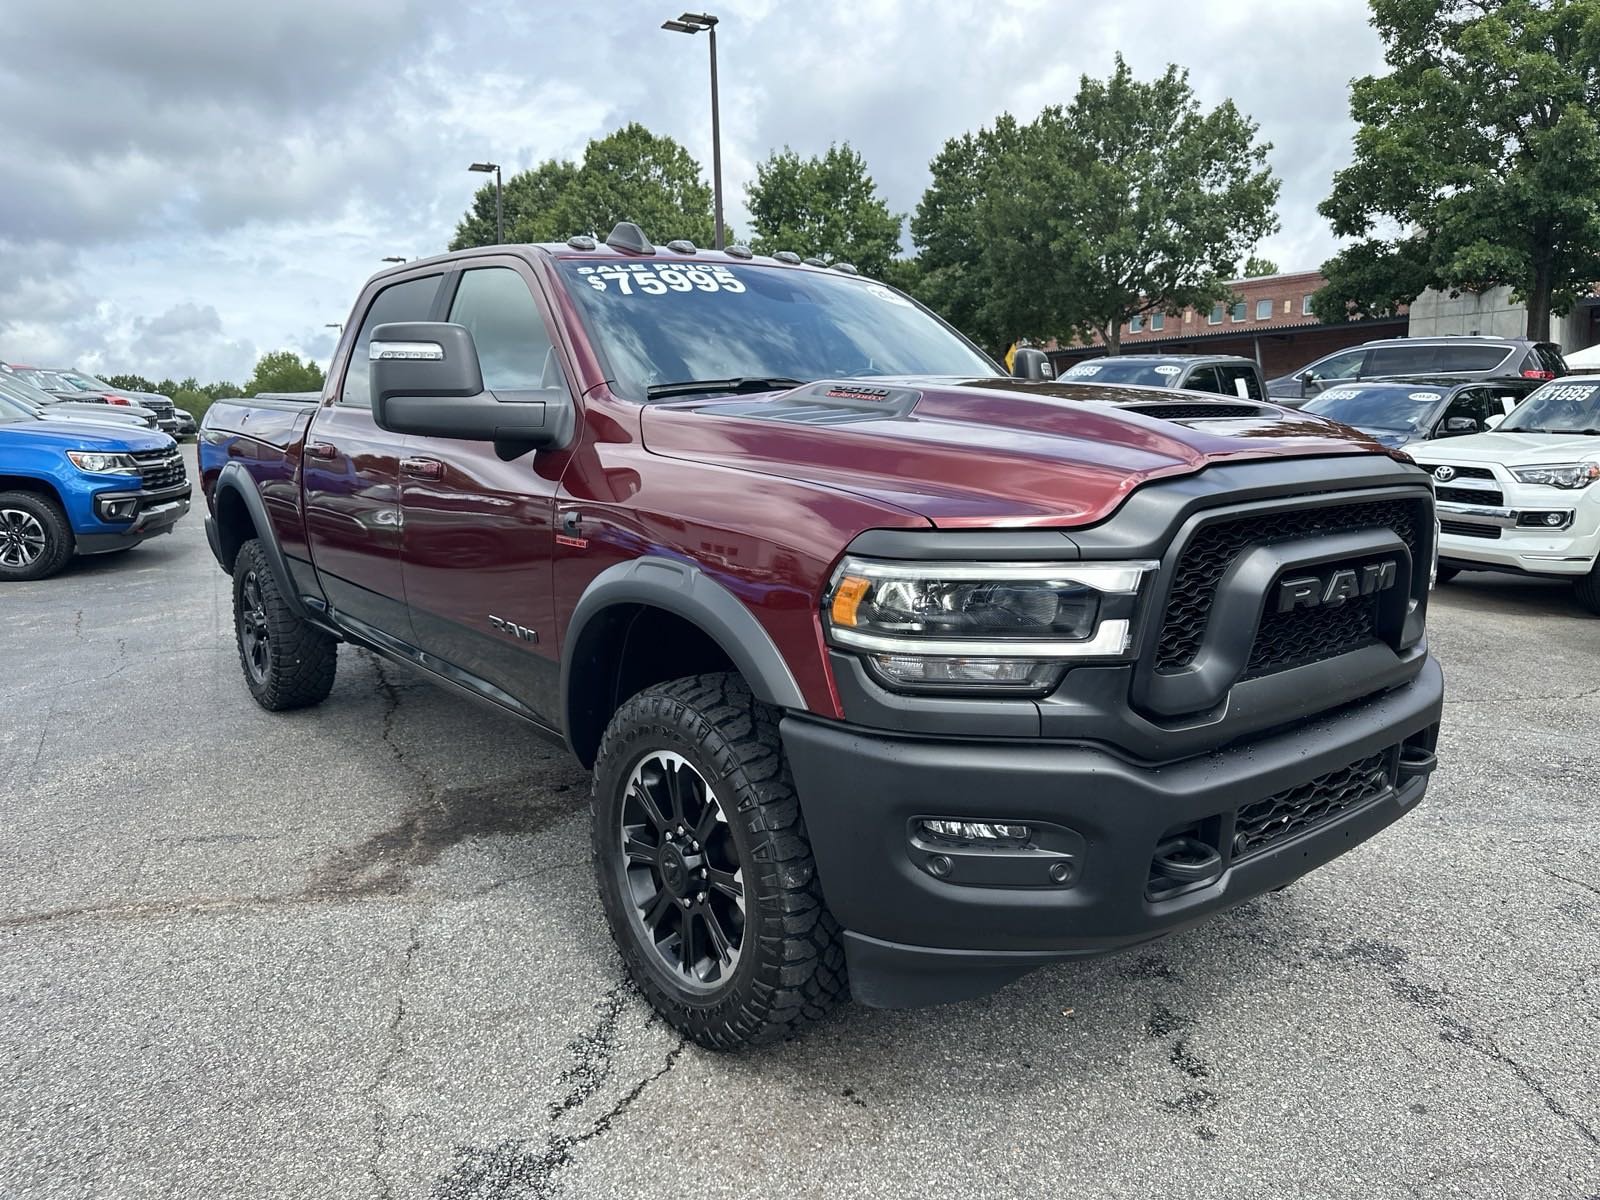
[{"left": 1410, "top": 376, "right": 1600, "bottom": 612}]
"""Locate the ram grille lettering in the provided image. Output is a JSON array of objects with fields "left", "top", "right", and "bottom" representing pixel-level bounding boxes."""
[{"left": 1276, "top": 561, "right": 1397, "bottom": 613}]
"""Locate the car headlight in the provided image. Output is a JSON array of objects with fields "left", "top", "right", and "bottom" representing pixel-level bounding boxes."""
[
  {"left": 66, "top": 450, "right": 139, "bottom": 474},
  {"left": 1509, "top": 462, "right": 1600, "bottom": 489},
  {"left": 822, "top": 557, "right": 1156, "bottom": 694}
]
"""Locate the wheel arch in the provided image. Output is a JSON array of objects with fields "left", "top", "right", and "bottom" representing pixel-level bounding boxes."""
[
  {"left": 562, "top": 558, "right": 807, "bottom": 767},
  {"left": 0, "top": 474, "right": 67, "bottom": 509},
  {"left": 211, "top": 462, "right": 310, "bottom": 621}
]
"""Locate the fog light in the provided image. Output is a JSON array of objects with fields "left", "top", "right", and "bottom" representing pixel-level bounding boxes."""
[
  {"left": 869, "top": 654, "right": 1063, "bottom": 692},
  {"left": 917, "top": 820, "right": 1031, "bottom": 843},
  {"left": 1516, "top": 510, "right": 1573, "bottom": 530}
]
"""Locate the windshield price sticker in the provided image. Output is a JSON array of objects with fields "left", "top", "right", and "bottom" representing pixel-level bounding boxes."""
[
  {"left": 1154, "top": 365, "right": 1181, "bottom": 376},
  {"left": 578, "top": 262, "right": 747, "bottom": 296},
  {"left": 1321, "top": 388, "right": 1361, "bottom": 401},
  {"left": 1408, "top": 391, "right": 1441, "bottom": 402},
  {"left": 1543, "top": 384, "right": 1599, "bottom": 404},
  {"left": 1066, "top": 363, "right": 1101, "bottom": 376}
]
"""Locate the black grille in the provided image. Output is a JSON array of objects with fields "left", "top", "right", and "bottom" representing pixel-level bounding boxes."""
[
  {"left": 1123, "top": 403, "right": 1265, "bottom": 420},
  {"left": 131, "top": 448, "right": 186, "bottom": 491},
  {"left": 1437, "top": 484, "right": 1503, "bottom": 505},
  {"left": 143, "top": 399, "right": 174, "bottom": 418},
  {"left": 1154, "top": 498, "right": 1421, "bottom": 672},
  {"left": 1432, "top": 464, "right": 1494, "bottom": 481},
  {"left": 1440, "top": 519, "right": 1500, "bottom": 540},
  {"left": 1245, "top": 596, "right": 1378, "bottom": 678},
  {"left": 1233, "top": 751, "right": 1392, "bottom": 857}
]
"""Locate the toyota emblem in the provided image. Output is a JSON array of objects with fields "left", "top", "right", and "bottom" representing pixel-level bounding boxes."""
[{"left": 1433, "top": 465, "right": 1457, "bottom": 482}]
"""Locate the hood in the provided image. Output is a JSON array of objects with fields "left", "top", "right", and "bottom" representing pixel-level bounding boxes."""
[
  {"left": 1410, "top": 431, "right": 1600, "bottom": 467},
  {"left": 639, "top": 377, "right": 1395, "bottom": 527},
  {"left": 43, "top": 402, "right": 149, "bottom": 427},
  {"left": 0, "top": 419, "right": 175, "bottom": 453}
]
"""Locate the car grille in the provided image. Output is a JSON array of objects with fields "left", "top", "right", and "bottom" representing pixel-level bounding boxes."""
[
  {"left": 1437, "top": 484, "right": 1503, "bottom": 506},
  {"left": 1440, "top": 519, "right": 1501, "bottom": 540},
  {"left": 1154, "top": 498, "right": 1422, "bottom": 673},
  {"left": 1431, "top": 464, "right": 1494, "bottom": 481},
  {"left": 142, "top": 399, "right": 174, "bottom": 418},
  {"left": 1232, "top": 750, "right": 1393, "bottom": 857},
  {"left": 131, "top": 448, "right": 186, "bottom": 490}
]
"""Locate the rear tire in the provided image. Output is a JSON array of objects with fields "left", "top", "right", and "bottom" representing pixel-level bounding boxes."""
[
  {"left": 591, "top": 673, "right": 847, "bottom": 1049},
  {"left": 1434, "top": 566, "right": 1460, "bottom": 585},
  {"left": 232, "top": 538, "right": 337, "bottom": 710},
  {"left": 1575, "top": 565, "right": 1600, "bottom": 615},
  {"left": 0, "top": 491, "right": 73, "bottom": 582}
]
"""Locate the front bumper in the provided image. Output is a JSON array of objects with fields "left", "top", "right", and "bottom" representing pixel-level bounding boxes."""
[
  {"left": 77, "top": 483, "right": 191, "bottom": 553},
  {"left": 783, "top": 657, "right": 1444, "bottom": 1008},
  {"left": 1438, "top": 499, "right": 1599, "bottom": 576}
]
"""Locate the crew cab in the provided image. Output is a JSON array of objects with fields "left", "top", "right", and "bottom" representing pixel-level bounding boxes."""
[
  {"left": 1411, "top": 375, "right": 1600, "bottom": 611},
  {"left": 0, "top": 406, "right": 189, "bottom": 580},
  {"left": 199, "top": 225, "right": 1444, "bottom": 1048}
]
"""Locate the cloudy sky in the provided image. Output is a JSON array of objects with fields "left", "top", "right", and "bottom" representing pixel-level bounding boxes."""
[{"left": 0, "top": 0, "right": 1383, "bottom": 384}]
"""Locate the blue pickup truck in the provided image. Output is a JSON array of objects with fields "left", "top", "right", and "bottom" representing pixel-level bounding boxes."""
[{"left": 0, "top": 405, "right": 190, "bottom": 581}]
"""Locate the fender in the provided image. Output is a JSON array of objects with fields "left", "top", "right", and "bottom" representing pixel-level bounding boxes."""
[
  {"left": 210, "top": 461, "right": 314, "bottom": 624},
  {"left": 561, "top": 556, "right": 809, "bottom": 743}
]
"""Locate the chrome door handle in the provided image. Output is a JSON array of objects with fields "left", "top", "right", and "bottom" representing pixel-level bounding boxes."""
[
  {"left": 400, "top": 456, "right": 444, "bottom": 480},
  {"left": 305, "top": 441, "right": 337, "bottom": 460}
]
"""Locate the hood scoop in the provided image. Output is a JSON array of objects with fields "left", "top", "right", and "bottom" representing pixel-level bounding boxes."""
[
  {"left": 693, "top": 380, "right": 922, "bottom": 425},
  {"left": 1117, "top": 400, "right": 1273, "bottom": 421}
]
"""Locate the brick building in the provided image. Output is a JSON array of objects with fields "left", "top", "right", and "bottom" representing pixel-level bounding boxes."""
[{"left": 1046, "top": 269, "right": 1407, "bottom": 378}]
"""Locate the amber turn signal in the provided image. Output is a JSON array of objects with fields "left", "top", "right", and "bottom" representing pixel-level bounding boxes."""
[{"left": 830, "top": 575, "right": 871, "bottom": 626}]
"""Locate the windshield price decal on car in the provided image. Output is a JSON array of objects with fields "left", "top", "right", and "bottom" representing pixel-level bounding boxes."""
[
  {"left": 1154, "top": 365, "right": 1181, "bottom": 376},
  {"left": 1320, "top": 388, "right": 1361, "bottom": 401},
  {"left": 1065, "top": 363, "right": 1101, "bottom": 376},
  {"left": 1542, "top": 384, "right": 1599, "bottom": 404},
  {"left": 577, "top": 263, "right": 747, "bottom": 296},
  {"left": 1408, "top": 392, "right": 1441, "bottom": 401}
]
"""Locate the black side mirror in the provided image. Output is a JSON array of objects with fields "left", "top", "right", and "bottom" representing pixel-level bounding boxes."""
[
  {"left": 1011, "top": 347, "right": 1055, "bottom": 381},
  {"left": 1441, "top": 416, "right": 1478, "bottom": 435},
  {"left": 369, "top": 322, "right": 573, "bottom": 451}
]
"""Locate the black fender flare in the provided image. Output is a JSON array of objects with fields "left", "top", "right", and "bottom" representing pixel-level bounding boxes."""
[
  {"left": 561, "top": 556, "right": 808, "bottom": 749},
  {"left": 211, "top": 461, "right": 312, "bottom": 623}
]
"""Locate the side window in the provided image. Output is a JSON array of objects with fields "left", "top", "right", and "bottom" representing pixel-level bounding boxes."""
[
  {"left": 1435, "top": 345, "right": 1510, "bottom": 372},
  {"left": 1184, "top": 366, "right": 1225, "bottom": 394},
  {"left": 1441, "top": 389, "right": 1491, "bottom": 430},
  {"left": 1219, "top": 365, "right": 1264, "bottom": 400},
  {"left": 448, "top": 266, "right": 563, "bottom": 392},
  {"left": 341, "top": 275, "right": 442, "bottom": 406},
  {"left": 1368, "top": 344, "right": 1440, "bottom": 376},
  {"left": 1309, "top": 350, "right": 1364, "bottom": 381}
]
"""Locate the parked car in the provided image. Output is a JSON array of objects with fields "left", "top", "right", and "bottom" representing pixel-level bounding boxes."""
[
  {"left": 174, "top": 407, "right": 198, "bottom": 438},
  {"left": 46, "top": 367, "right": 179, "bottom": 436},
  {"left": 2, "top": 364, "right": 164, "bottom": 430},
  {"left": 0, "top": 367, "right": 157, "bottom": 431},
  {"left": 199, "top": 225, "right": 1443, "bottom": 1047},
  {"left": 1268, "top": 336, "right": 1568, "bottom": 402},
  {"left": 1059, "top": 353, "right": 1267, "bottom": 399},
  {"left": 0, "top": 407, "right": 190, "bottom": 581},
  {"left": 1410, "top": 374, "right": 1600, "bottom": 611},
  {"left": 1301, "top": 377, "right": 1540, "bottom": 449}
]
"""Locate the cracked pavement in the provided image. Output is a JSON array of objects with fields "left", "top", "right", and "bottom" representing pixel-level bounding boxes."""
[{"left": 3, "top": 445, "right": 1598, "bottom": 1198}]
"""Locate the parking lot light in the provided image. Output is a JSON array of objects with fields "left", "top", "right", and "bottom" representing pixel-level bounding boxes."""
[{"left": 468, "top": 162, "right": 503, "bottom": 244}]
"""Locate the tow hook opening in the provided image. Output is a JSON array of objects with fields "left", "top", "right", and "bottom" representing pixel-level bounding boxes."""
[{"left": 1147, "top": 820, "right": 1225, "bottom": 901}]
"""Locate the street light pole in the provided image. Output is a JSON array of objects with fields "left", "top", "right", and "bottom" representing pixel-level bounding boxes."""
[
  {"left": 469, "top": 162, "right": 503, "bottom": 244},
  {"left": 661, "top": 12, "right": 724, "bottom": 250}
]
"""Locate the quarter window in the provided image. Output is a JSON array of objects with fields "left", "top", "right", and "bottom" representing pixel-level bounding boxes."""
[
  {"left": 448, "top": 267, "right": 564, "bottom": 392},
  {"left": 342, "top": 275, "right": 443, "bottom": 406}
]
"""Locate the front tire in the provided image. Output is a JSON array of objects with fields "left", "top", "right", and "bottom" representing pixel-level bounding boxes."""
[
  {"left": 0, "top": 491, "right": 73, "bottom": 582},
  {"left": 1576, "top": 564, "right": 1600, "bottom": 615},
  {"left": 591, "top": 673, "right": 847, "bottom": 1049},
  {"left": 232, "top": 538, "right": 337, "bottom": 710},
  {"left": 1434, "top": 565, "right": 1460, "bottom": 585}
]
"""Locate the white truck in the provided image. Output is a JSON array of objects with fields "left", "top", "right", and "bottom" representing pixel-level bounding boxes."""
[{"left": 1411, "top": 375, "right": 1600, "bottom": 612}]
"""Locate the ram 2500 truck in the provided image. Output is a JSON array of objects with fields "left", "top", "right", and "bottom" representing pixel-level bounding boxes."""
[{"left": 199, "top": 225, "right": 1444, "bottom": 1049}]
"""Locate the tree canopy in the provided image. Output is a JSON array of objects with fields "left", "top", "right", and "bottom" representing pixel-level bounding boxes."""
[
  {"left": 1314, "top": 0, "right": 1600, "bottom": 338},
  {"left": 450, "top": 124, "right": 720, "bottom": 250},
  {"left": 744, "top": 143, "right": 904, "bottom": 276},
  {"left": 911, "top": 56, "right": 1279, "bottom": 354},
  {"left": 245, "top": 351, "right": 324, "bottom": 397}
]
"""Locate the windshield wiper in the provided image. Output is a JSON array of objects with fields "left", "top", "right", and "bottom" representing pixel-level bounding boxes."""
[{"left": 645, "top": 376, "right": 807, "bottom": 401}]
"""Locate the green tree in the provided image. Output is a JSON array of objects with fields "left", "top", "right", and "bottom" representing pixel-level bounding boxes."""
[
  {"left": 450, "top": 124, "right": 720, "bottom": 251},
  {"left": 244, "top": 351, "right": 325, "bottom": 397},
  {"left": 106, "top": 373, "right": 158, "bottom": 393},
  {"left": 745, "top": 143, "right": 903, "bottom": 276},
  {"left": 912, "top": 58, "right": 1280, "bottom": 354},
  {"left": 1315, "top": 0, "right": 1600, "bottom": 338},
  {"left": 1242, "top": 255, "right": 1279, "bottom": 277}
]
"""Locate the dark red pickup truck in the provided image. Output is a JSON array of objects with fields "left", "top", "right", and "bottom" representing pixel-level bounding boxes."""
[{"left": 200, "top": 224, "right": 1444, "bottom": 1048}]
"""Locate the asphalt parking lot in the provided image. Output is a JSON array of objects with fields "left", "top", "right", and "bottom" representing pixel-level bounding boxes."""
[{"left": 3, "top": 443, "right": 1598, "bottom": 1200}]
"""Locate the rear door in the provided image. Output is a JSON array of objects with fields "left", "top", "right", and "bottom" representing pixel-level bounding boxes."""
[
  {"left": 303, "top": 272, "right": 442, "bottom": 642},
  {"left": 1214, "top": 363, "right": 1265, "bottom": 399},
  {"left": 1182, "top": 366, "right": 1225, "bottom": 394},
  {"left": 397, "top": 259, "right": 569, "bottom": 723}
]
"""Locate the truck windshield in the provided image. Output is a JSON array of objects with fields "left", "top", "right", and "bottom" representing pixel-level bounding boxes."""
[
  {"left": 1303, "top": 385, "right": 1447, "bottom": 431},
  {"left": 1500, "top": 381, "right": 1600, "bottom": 433},
  {"left": 1059, "top": 360, "right": 1183, "bottom": 386},
  {"left": 555, "top": 259, "right": 997, "bottom": 401}
]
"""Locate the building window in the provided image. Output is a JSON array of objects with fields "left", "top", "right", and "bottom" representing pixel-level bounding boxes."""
[
  {"left": 1151, "top": 312, "right": 1164, "bottom": 331},
  {"left": 1208, "top": 303, "right": 1224, "bottom": 325},
  {"left": 1256, "top": 298, "right": 1273, "bottom": 320},
  {"left": 1231, "top": 301, "right": 1246, "bottom": 322},
  {"left": 1129, "top": 315, "right": 1143, "bottom": 333},
  {"left": 1303, "top": 294, "right": 1315, "bottom": 315}
]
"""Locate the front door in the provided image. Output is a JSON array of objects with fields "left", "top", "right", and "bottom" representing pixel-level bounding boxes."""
[
  {"left": 302, "top": 272, "right": 442, "bottom": 642},
  {"left": 398, "top": 261, "right": 569, "bottom": 724}
]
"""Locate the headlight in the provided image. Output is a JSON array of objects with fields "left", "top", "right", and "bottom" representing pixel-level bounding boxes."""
[
  {"left": 1509, "top": 462, "right": 1600, "bottom": 489},
  {"left": 66, "top": 450, "right": 139, "bottom": 474},
  {"left": 822, "top": 557, "right": 1156, "bottom": 694}
]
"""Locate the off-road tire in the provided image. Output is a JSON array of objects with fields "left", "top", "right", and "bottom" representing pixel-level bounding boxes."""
[
  {"left": 591, "top": 673, "right": 847, "bottom": 1049},
  {"left": 1576, "top": 565, "right": 1600, "bottom": 615},
  {"left": 232, "top": 538, "right": 337, "bottom": 710},
  {"left": 1434, "top": 566, "right": 1460, "bottom": 585},
  {"left": 0, "top": 490, "right": 74, "bottom": 582}
]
